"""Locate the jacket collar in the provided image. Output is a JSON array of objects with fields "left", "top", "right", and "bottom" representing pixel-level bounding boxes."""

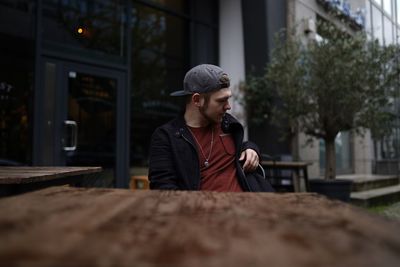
[{"left": 172, "top": 113, "right": 242, "bottom": 138}]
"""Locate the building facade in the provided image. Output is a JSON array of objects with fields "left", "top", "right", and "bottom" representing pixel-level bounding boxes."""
[
  {"left": 0, "top": 0, "right": 287, "bottom": 187},
  {"left": 290, "top": 0, "right": 400, "bottom": 178},
  {"left": 1, "top": 0, "right": 397, "bottom": 188}
]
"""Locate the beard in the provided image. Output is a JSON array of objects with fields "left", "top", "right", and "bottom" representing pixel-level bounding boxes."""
[{"left": 199, "top": 105, "right": 222, "bottom": 125}]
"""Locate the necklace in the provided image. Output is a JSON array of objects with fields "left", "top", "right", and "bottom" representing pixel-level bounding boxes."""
[{"left": 188, "top": 126, "right": 214, "bottom": 168}]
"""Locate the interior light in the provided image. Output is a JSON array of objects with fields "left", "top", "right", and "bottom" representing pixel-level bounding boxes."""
[{"left": 77, "top": 27, "right": 84, "bottom": 34}]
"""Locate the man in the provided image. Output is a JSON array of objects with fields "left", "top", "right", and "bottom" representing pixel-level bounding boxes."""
[{"left": 149, "top": 64, "right": 270, "bottom": 192}]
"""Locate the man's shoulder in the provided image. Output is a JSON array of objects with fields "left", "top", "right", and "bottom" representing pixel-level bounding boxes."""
[{"left": 153, "top": 116, "right": 185, "bottom": 135}]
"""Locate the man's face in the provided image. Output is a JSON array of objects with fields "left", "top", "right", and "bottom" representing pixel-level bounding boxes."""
[{"left": 199, "top": 88, "right": 232, "bottom": 124}]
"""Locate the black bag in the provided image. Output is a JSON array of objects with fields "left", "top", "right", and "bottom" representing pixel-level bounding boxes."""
[{"left": 245, "top": 165, "right": 275, "bottom": 192}]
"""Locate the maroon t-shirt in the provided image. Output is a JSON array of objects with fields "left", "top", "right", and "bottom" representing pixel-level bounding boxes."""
[{"left": 188, "top": 124, "right": 243, "bottom": 192}]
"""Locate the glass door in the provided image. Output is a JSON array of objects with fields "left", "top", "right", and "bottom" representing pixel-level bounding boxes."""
[{"left": 60, "top": 63, "right": 124, "bottom": 187}]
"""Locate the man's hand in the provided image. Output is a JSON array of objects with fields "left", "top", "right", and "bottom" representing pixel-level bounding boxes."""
[{"left": 239, "top": 149, "right": 259, "bottom": 173}]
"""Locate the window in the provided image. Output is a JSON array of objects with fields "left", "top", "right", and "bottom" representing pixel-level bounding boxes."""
[
  {"left": 366, "top": 0, "right": 373, "bottom": 36},
  {"left": 397, "top": 0, "right": 400, "bottom": 24},
  {"left": 42, "top": 0, "right": 126, "bottom": 60},
  {"left": 383, "top": 0, "right": 392, "bottom": 16},
  {"left": 384, "top": 16, "right": 394, "bottom": 44},
  {"left": 129, "top": 0, "right": 218, "bottom": 174},
  {"left": 397, "top": 27, "right": 400, "bottom": 44},
  {"left": 145, "top": 0, "right": 187, "bottom": 14},
  {"left": 372, "top": 5, "right": 384, "bottom": 44},
  {"left": 0, "top": 0, "right": 35, "bottom": 165},
  {"left": 373, "top": 0, "right": 382, "bottom": 6},
  {"left": 129, "top": 3, "right": 188, "bottom": 170}
]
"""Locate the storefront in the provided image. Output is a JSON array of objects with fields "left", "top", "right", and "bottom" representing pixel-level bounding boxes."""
[{"left": 0, "top": 0, "right": 218, "bottom": 187}]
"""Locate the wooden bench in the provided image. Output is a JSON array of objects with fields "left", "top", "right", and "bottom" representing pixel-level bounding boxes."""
[{"left": 261, "top": 161, "right": 312, "bottom": 192}]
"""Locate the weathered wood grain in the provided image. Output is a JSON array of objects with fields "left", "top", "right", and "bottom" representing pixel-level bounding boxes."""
[
  {"left": 0, "top": 186, "right": 399, "bottom": 267},
  {"left": 0, "top": 167, "right": 102, "bottom": 184}
]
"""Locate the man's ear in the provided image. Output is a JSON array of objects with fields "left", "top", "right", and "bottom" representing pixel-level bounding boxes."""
[{"left": 192, "top": 93, "right": 202, "bottom": 107}]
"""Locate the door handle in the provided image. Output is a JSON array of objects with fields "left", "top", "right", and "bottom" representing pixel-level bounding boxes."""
[{"left": 63, "top": 120, "right": 78, "bottom": 151}]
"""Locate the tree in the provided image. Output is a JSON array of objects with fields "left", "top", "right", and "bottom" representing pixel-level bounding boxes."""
[{"left": 245, "top": 21, "right": 399, "bottom": 180}]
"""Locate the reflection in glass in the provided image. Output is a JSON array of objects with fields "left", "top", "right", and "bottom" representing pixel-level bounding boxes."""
[
  {"left": 373, "top": 0, "right": 382, "bottom": 6},
  {"left": 0, "top": 72, "right": 33, "bottom": 165},
  {"left": 374, "top": 131, "right": 399, "bottom": 162},
  {"left": 0, "top": 1, "right": 35, "bottom": 165},
  {"left": 67, "top": 72, "right": 116, "bottom": 186},
  {"left": 129, "top": 3, "right": 188, "bottom": 171},
  {"left": 145, "top": 0, "right": 187, "bottom": 14},
  {"left": 384, "top": 16, "right": 394, "bottom": 44},
  {"left": 366, "top": 0, "right": 372, "bottom": 36},
  {"left": 0, "top": 0, "right": 36, "bottom": 39},
  {"left": 43, "top": 0, "right": 125, "bottom": 57},
  {"left": 383, "top": 0, "right": 392, "bottom": 16},
  {"left": 372, "top": 5, "right": 384, "bottom": 44},
  {"left": 397, "top": 0, "right": 400, "bottom": 25}
]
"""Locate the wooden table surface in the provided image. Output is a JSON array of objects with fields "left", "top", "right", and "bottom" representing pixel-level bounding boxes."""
[
  {"left": 0, "top": 187, "right": 400, "bottom": 267},
  {"left": 0, "top": 167, "right": 102, "bottom": 184},
  {"left": 0, "top": 167, "right": 102, "bottom": 197}
]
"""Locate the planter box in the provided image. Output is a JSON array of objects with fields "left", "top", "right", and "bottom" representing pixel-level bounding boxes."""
[{"left": 309, "top": 179, "right": 353, "bottom": 202}]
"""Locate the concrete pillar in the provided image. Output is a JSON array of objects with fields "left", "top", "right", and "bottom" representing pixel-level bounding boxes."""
[{"left": 219, "top": 0, "right": 247, "bottom": 139}]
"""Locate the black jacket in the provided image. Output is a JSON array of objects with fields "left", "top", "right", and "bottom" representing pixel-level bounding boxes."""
[{"left": 148, "top": 113, "right": 261, "bottom": 191}]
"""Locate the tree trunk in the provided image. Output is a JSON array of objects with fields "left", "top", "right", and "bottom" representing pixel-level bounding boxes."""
[{"left": 324, "top": 138, "right": 336, "bottom": 180}]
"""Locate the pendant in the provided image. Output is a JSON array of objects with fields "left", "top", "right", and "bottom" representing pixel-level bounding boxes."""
[{"left": 204, "top": 161, "right": 209, "bottom": 168}]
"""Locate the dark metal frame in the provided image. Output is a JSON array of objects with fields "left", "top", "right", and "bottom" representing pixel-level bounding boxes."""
[{"left": 33, "top": 0, "right": 130, "bottom": 188}]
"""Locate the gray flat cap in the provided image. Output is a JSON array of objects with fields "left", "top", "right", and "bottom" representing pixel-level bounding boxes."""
[{"left": 170, "top": 64, "right": 230, "bottom": 96}]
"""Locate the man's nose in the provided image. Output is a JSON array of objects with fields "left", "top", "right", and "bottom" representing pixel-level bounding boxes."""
[{"left": 224, "top": 101, "right": 231, "bottom": 110}]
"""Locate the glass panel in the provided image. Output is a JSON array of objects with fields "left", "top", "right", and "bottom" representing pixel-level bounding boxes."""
[
  {"left": 0, "top": 0, "right": 36, "bottom": 40},
  {"left": 373, "top": 0, "right": 382, "bottom": 6},
  {"left": 42, "top": 63, "right": 57, "bottom": 165},
  {"left": 129, "top": 3, "right": 188, "bottom": 174},
  {"left": 43, "top": 0, "right": 126, "bottom": 57},
  {"left": 319, "top": 132, "right": 352, "bottom": 174},
  {"left": 398, "top": 27, "right": 400, "bottom": 44},
  {"left": 372, "top": 5, "right": 384, "bottom": 44},
  {"left": 146, "top": 0, "right": 187, "bottom": 14},
  {"left": 384, "top": 16, "right": 394, "bottom": 44},
  {"left": 0, "top": 34, "right": 34, "bottom": 165},
  {"left": 383, "top": 0, "right": 392, "bottom": 16},
  {"left": 0, "top": 0, "right": 35, "bottom": 166},
  {"left": 397, "top": 0, "right": 400, "bottom": 24},
  {"left": 67, "top": 72, "right": 116, "bottom": 186},
  {"left": 375, "top": 133, "right": 399, "bottom": 159},
  {"left": 366, "top": 1, "right": 373, "bottom": 36}
]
